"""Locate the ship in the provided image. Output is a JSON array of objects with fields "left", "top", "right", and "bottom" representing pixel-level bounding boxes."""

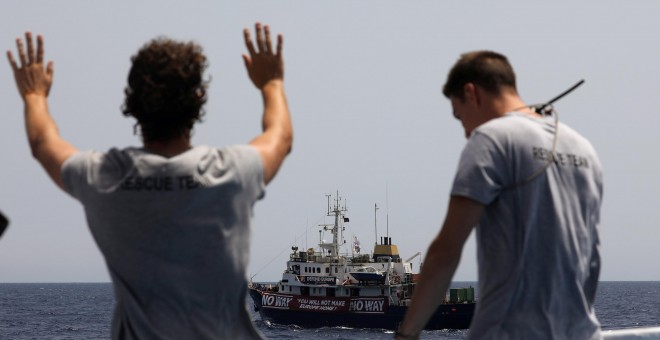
[{"left": 248, "top": 193, "right": 475, "bottom": 330}]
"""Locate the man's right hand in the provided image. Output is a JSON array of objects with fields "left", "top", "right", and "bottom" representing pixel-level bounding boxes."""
[{"left": 242, "top": 22, "right": 284, "bottom": 89}]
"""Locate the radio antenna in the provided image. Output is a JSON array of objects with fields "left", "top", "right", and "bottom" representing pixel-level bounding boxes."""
[
  {"left": 507, "top": 79, "right": 586, "bottom": 190},
  {"left": 533, "top": 79, "right": 585, "bottom": 115}
]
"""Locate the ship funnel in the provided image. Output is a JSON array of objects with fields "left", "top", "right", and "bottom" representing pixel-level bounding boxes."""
[{"left": 373, "top": 237, "right": 400, "bottom": 262}]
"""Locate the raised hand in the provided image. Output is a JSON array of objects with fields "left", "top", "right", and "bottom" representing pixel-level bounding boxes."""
[
  {"left": 7, "top": 32, "right": 54, "bottom": 99},
  {"left": 242, "top": 23, "right": 283, "bottom": 89}
]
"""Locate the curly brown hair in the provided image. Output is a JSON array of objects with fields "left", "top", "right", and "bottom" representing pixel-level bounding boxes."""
[{"left": 122, "top": 37, "right": 209, "bottom": 142}]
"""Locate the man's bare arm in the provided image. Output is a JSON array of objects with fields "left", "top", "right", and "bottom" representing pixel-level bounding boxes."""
[
  {"left": 7, "top": 33, "right": 77, "bottom": 190},
  {"left": 396, "top": 196, "right": 484, "bottom": 339},
  {"left": 243, "top": 23, "right": 292, "bottom": 185}
]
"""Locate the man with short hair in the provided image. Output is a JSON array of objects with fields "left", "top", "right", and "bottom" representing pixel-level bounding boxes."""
[
  {"left": 397, "top": 51, "right": 602, "bottom": 339},
  {"left": 8, "top": 23, "right": 291, "bottom": 339}
]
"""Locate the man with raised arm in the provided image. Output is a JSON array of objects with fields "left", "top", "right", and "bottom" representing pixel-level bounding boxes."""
[
  {"left": 7, "top": 23, "right": 291, "bottom": 339},
  {"left": 396, "top": 51, "right": 602, "bottom": 339}
]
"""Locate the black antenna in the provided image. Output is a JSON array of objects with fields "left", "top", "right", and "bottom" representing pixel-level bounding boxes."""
[
  {"left": 533, "top": 79, "right": 585, "bottom": 115},
  {"left": 506, "top": 79, "right": 586, "bottom": 191}
]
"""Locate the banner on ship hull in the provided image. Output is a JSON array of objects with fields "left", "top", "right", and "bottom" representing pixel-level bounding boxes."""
[{"left": 260, "top": 293, "right": 387, "bottom": 313}]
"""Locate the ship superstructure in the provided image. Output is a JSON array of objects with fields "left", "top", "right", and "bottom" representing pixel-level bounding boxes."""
[{"left": 248, "top": 193, "right": 475, "bottom": 330}]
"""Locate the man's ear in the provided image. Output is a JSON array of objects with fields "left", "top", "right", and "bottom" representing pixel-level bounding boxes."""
[{"left": 463, "top": 83, "right": 480, "bottom": 106}]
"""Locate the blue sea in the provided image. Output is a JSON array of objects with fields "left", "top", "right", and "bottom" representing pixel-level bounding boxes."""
[{"left": 1, "top": 281, "right": 658, "bottom": 339}]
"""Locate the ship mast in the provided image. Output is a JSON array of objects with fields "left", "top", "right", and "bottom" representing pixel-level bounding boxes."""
[
  {"left": 386, "top": 184, "right": 389, "bottom": 239},
  {"left": 323, "top": 191, "right": 347, "bottom": 260},
  {"left": 374, "top": 203, "right": 379, "bottom": 246}
]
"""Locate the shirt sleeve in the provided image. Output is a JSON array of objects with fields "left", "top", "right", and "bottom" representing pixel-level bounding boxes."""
[
  {"left": 450, "top": 131, "right": 509, "bottom": 205},
  {"left": 226, "top": 145, "right": 266, "bottom": 202},
  {"left": 61, "top": 151, "right": 92, "bottom": 201}
]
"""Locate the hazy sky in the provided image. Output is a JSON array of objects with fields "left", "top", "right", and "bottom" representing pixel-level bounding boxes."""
[{"left": 1, "top": 1, "right": 659, "bottom": 283}]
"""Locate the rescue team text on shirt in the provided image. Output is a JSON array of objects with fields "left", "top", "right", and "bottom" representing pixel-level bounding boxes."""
[
  {"left": 120, "top": 175, "right": 201, "bottom": 191},
  {"left": 532, "top": 147, "right": 589, "bottom": 168}
]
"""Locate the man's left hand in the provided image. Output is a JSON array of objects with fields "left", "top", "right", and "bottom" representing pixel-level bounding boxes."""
[{"left": 7, "top": 32, "right": 53, "bottom": 99}]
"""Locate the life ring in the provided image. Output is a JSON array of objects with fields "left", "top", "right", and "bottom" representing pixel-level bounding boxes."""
[{"left": 391, "top": 275, "right": 401, "bottom": 284}]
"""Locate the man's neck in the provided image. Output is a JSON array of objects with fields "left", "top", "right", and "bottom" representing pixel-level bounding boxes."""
[
  {"left": 143, "top": 135, "right": 192, "bottom": 158},
  {"left": 491, "top": 91, "right": 540, "bottom": 119}
]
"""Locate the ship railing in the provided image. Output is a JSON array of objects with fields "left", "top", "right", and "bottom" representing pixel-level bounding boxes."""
[
  {"left": 251, "top": 283, "right": 271, "bottom": 292},
  {"left": 289, "top": 256, "right": 306, "bottom": 262},
  {"left": 603, "top": 327, "right": 660, "bottom": 339}
]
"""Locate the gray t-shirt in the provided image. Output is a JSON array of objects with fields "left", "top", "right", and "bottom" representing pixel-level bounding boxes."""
[
  {"left": 62, "top": 145, "right": 265, "bottom": 340},
  {"left": 451, "top": 113, "right": 603, "bottom": 340}
]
